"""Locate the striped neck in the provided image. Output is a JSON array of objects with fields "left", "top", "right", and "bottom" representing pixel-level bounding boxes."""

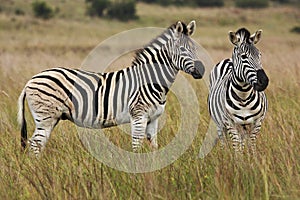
[
  {"left": 229, "top": 73, "right": 255, "bottom": 101},
  {"left": 131, "top": 30, "right": 179, "bottom": 90}
]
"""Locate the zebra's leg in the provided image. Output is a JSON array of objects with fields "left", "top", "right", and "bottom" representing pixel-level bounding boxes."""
[
  {"left": 29, "top": 128, "right": 51, "bottom": 156},
  {"left": 240, "top": 124, "right": 253, "bottom": 155},
  {"left": 146, "top": 118, "right": 158, "bottom": 149},
  {"left": 28, "top": 119, "right": 59, "bottom": 156},
  {"left": 228, "top": 127, "right": 242, "bottom": 152},
  {"left": 249, "top": 123, "right": 262, "bottom": 155},
  {"left": 240, "top": 125, "right": 248, "bottom": 152},
  {"left": 217, "top": 127, "right": 225, "bottom": 148},
  {"left": 29, "top": 117, "right": 59, "bottom": 156},
  {"left": 131, "top": 115, "right": 148, "bottom": 152}
]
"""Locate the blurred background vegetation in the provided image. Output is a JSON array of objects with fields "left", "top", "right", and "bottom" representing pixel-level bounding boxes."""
[{"left": 0, "top": 0, "right": 299, "bottom": 21}]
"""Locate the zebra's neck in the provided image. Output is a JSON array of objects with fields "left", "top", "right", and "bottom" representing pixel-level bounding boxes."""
[{"left": 131, "top": 40, "right": 179, "bottom": 90}]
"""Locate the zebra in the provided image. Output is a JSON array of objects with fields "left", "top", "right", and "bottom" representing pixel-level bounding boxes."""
[
  {"left": 18, "top": 20, "right": 205, "bottom": 155},
  {"left": 208, "top": 28, "right": 269, "bottom": 154}
]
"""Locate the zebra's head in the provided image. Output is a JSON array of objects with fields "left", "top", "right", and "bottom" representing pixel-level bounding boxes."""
[
  {"left": 170, "top": 21, "right": 205, "bottom": 79},
  {"left": 229, "top": 28, "right": 269, "bottom": 91}
]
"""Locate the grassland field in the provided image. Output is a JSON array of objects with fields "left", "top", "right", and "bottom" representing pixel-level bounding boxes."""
[{"left": 0, "top": 1, "right": 299, "bottom": 199}]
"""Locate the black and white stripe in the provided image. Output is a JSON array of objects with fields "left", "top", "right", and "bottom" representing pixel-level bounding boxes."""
[
  {"left": 208, "top": 28, "right": 268, "bottom": 153},
  {"left": 18, "top": 21, "right": 205, "bottom": 155}
]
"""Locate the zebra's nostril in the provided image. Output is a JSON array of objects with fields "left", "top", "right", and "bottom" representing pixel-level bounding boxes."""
[{"left": 257, "top": 79, "right": 262, "bottom": 85}]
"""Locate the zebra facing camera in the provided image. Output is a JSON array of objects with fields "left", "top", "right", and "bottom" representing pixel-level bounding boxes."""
[{"left": 205, "top": 27, "right": 268, "bottom": 156}]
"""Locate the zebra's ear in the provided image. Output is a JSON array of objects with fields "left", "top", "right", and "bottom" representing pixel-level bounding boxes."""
[
  {"left": 187, "top": 20, "right": 196, "bottom": 36},
  {"left": 250, "top": 29, "right": 262, "bottom": 44},
  {"left": 228, "top": 31, "right": 239, "bottom": 45},
  {"left": 175, "top": 21, "right": 184, "bottom": 34}
]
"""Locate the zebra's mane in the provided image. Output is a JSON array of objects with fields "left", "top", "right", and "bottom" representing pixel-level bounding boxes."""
[
  {"left": 235, "top": 28, "right": 252, "bottom": 44},
  {"left": 132, "top": 22, "right": 189, "bottom": 64}
]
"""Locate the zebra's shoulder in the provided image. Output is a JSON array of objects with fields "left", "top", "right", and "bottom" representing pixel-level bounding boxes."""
[
  {"left": 33, "top": 67, "right": 105, "bottom": 83},
  {"left": 40, "top": 67, "right": 105, "bottom": 76}
]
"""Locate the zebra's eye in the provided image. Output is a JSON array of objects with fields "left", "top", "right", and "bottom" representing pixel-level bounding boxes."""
[
  {"left": 180, "top": 47, "right": 186, "bottom": 52},
  {"left": 241, "top": 54, "right": 248, "bottom": 59}
]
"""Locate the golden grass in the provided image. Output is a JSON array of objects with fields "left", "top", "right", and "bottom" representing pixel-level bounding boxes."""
[{"left": 0, "top": 2, "right": 299, "bottom": 199}]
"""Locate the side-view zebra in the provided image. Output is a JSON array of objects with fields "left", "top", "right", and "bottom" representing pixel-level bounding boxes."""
[
  {"left": 18, "top": 20, "right": 205, "bottom": 155},
  {"left": 208, "top": 28, "right": 269, "bottom": 154}
]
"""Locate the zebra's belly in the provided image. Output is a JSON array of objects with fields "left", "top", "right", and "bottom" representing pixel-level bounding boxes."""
[
  {"left": 71, "top": 105, "right": 164, "bottom": 128},
  {"left": 114, "top": 104, "right": 165, "bottom": 124},
  {"left": 115, "top": 110, "right": 131, "bottom": 125},
  {"left": 72, "top": 118, "right": 119, "bottom": 129}
]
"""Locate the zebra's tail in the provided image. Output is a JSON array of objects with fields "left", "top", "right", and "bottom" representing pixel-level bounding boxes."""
[{"left": 18, "top": 88, "right": 27, "bottom": 150}]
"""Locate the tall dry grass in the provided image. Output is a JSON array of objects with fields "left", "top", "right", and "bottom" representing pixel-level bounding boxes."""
[{"left": 0, "top": 2, "right": 299, "bottom": 199}]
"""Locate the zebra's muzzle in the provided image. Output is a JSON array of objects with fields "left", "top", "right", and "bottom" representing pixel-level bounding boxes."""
[
  {"left": 191, "top": 60, "right": 205, "bottom": 79},
  {"left": 253, "top": 69, "right": 269, "bottom": 91}
]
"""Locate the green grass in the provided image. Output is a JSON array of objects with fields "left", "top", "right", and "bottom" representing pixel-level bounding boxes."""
[{"left": 0, "top": 2, "right": 300, "bottom": 199}]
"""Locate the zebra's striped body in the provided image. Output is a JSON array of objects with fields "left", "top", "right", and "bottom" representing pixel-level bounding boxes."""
[
  {"left": 18, "top": 21, "right": 205, "bottom": 155},
  {"left": 208, "top": 28, "right": 268, "bottom": 153}
]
